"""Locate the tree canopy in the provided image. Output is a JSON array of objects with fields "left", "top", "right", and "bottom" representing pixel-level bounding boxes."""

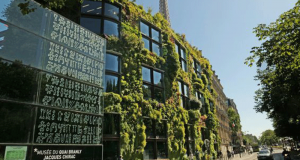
[
  {"left": 245, "top": 0, "right": 300, "bottom": 138},
  {"left": 260, "top": 130, "right": 279, "bottom": 146},
  {"left": 227, "top": 107, "right": 242, "bottom": 133}
]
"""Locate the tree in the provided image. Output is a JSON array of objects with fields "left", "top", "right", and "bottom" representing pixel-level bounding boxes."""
[
  {"left": 245, "top": 0, "right": 300, "bottom": 138},
  {"left": 260, "top": 130, "right": 279, "bottom": 146},
  {"left": 227, "top": 107, "right": 242, "bottom": 133}
]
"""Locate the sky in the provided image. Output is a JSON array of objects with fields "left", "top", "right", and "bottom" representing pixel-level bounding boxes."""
[{"left": 135, "top": 0, "right": 298, "bottom": 138}]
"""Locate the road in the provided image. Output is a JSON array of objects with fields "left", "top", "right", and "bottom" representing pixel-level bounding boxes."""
[{"left": 230, "top": 149, "right": 284, "bottom": 160}]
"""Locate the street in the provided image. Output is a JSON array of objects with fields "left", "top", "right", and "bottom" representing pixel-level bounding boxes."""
[{"left": 230, "top": 149, "right": 284, "bottom": 160}]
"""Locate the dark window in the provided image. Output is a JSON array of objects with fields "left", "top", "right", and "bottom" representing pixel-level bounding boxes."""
[
  {"left": 103, "top": 114, "right": 120, "bottom": 136},
  {"left": 185, "top": 125, "right": 195, "bottom": 156},
  {"left": 104, "top": 75, "right": 119, "bottom": 93},
  {"left": 194, "top": 60, "right": 202, "bottom": 78},
  {"left": 80, "top": 1, "right": 120, "bottom": 37},
  {"left": 103, "top": 113, "right": 120, "bottom": 160},
  {"left": 142, "top": 66, "right": 164, "bottom": 103},
  {"left": 140, "top": 21, "right": 161, "bottom": 56},
  {"left": 143, "top": 118, "right": 168, "bottom": 159},
  {"left": 103, "top": 141, "right": 119, "bottom": 160},
  {"left": 104, "top": 3, "right": 120, "bottom": 20},
  {"left": 175, "top": 43, "right": 188, "bottom": 72},
  {"left": 80, "top": 17, "right": 101, "bottom": 35},
  {"left": 178, "top": 81, "right": 189, "bottom": 109},
  {"left": 105, "top": 52, "right": 121, "bottom": 94}
]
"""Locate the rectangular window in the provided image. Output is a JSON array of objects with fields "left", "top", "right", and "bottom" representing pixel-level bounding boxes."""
[
  {"left": 185, "top": 124, "right": 195, "bottom": 156},
  {"left": 194, "top": 60, "right": 201, "bottom": 78},
  {"left": 142, "top": 66, "right": 164, "bottom": 103},
  {"left": 140, "top": 21, "right": 161, "bottom": 56},
  {"left": 175, "top": 43, "right": 188, "bottom": 72},
  {"left": 105, "top": 52, "right": 121, "bottom": 94},
  {"left": 178, "top": 81, "right": 189, "bottom": 109}
]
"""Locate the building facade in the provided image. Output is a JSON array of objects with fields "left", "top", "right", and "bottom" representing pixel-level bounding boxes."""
[
  {"left": 0, "top": 0, "right": 239, "bottom": 159},
  {"left": 212, "top": 71, "right": 232, "bottom": 155}
]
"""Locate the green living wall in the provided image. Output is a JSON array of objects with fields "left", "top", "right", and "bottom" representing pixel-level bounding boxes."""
[{"left": 102, "top": 0, "right": 221, "bottom": 159}]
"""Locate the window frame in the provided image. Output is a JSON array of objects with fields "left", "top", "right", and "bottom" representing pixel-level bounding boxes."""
[
  {"left": 175, "top": 42, "right": 188, "bottom": 72},
  {"left": 105, "top": 50, "right": 122, "bottom": 94},
  {"left": 178, "top": 81, "right": 189, "bottom": 109},
  {"left": 142, "top": 64, "right": 165, "bottom": 103},
  {"left": 140, "top": 19, "right": 162, "bottom": 56},
  {"left": 103, "top": 113, "right": 121, "bottom": 159},
  {"left": 143, "top": 117, "right": 168, "bottom": 159},
  {"left": 193, "top": 59, "right": 201, "bottom": 78},
  {"left": 80, "top": 0, "right": 121, "bottom": 38},
  {"left": 185, "top": 124, "right": 195, "bottom": 156}
]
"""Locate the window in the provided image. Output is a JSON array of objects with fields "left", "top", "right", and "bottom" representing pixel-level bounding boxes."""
[
  {"left": 105, "top": 52, "right": 121, "bottom": 93},
  {"left": 143, "top": 118, "right": 168, "bottom": 159},
  {"left": 196, "top": 91, "right": 206, "bottom": 114},
  {"left": 193, "top": 60, "right": 201, "bottom": 78},
  {"left": 140, "top": 21, "right": 161, "bottom": 56},
  {"left": 185, "top": 125, "right": 195, "bottom": 156},
  {"left": 142, "top": 66, "right": 164, "bottom": 102},
  {"left": 178, "top": 81, "right": 189, "bottom": 109},
  {"left": 175, "top": 43, "right": 187, "bottom": 72},
  {"left": 103, "top": 113, "right": 120, "bottom": 160},
  {"left": 81, "top": 1, "right": 120, "bottom": 37}
]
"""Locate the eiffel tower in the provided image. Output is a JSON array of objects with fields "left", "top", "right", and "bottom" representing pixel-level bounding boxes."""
[{"left": 159, "top": 0, "right": 171, "bottom": 25}]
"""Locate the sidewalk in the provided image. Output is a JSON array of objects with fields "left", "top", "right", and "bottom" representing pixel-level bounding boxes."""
[{"left": 215, "top": 152, "right": 254, "bottom": 160}]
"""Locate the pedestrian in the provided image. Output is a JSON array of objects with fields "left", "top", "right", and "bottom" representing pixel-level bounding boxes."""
[
  {"left": 227, "top": 150, "right": 231, "bottom": 159},
  {"left": 270, "top": 147, "right": 273, "bottom": 154},
  {"left": 119, "top": 155, "right": 123, "bottom": 160}
]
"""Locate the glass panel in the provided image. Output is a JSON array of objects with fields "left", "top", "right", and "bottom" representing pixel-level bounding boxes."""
[
  {"left": 152, "top": 42, "right": 161, "bottom": 56},
  {"left": 151, "top": 28, "right": 160, "bottom": 42},
  {"left": 80, "top": 17, "right": 101, "bottom": 35},
  {"left": 153, "top": 71, "right": 162, "bottom": 86},
  {"left": 0, "top": 102, "right": 33, "bottom": 143},
  {"left": 142, "top": 85, "right": 152, "bottom": 100},
  {"left": 0, "top": 145, "right": 31, "bottom": 160},
  {"left": 189, "top": 141, "right": 195, "bottom": 155},
  {"left": 105, "top": 74, "right": 119, "bottom": 93},
  {"left": 175, "top": 44, "right": 179, "bottom": 54},
  {"left": 143, "top": 141, "right": 155, "bottom": 159},
  {"left": 0, "top": 60, "right": 38, "bottom": 103},
  {"left": 142, "top": 67, "right": 151, "bottom": 82},
  {"left": 104, "top": 3, "right": 120, "bottom": 20},
  {"left": 140, "top": 22, "right": 149, "bottom": 36},
  {"left": 157, "top": 142, "right": 168, "bottom": 159},
  {"left": 181, "top": 49, "right": 186, "bottom": 60},
  {"left": 181, "top": 60, "right": 187, "bottom": 72},
  {"left": 104, "top": 20, "right": 119, "bottom": 37},
  {"left": 156, "top": 121, "right": 166, "bottom": 138},
  {"left": 106, "top": 53, "right": 119, "bottom": 72},
  {"left": 143, "top": 37, "right": 150, "bottom": 50},
  {"left": 178, "top": 81, "right": 182, "bottom": 94},
  {"left": 104, "top": 114, "right": 119, "bottom": 136},
  {"left": 195, "top": 92, "right": 198, "bottom": 100},
  {"left": 154, "top": 87, "right": 164, "bottom": 103},
  {"left": 144, "top": 119, "right": 154, "bottom": 137},
  {"left": 180, "top": 96, "right": 183, "bottom": 108},
  {"left": 103, "top": 141, "right": 119, "bottom": 160},
  {"left": 184, "top": 84, "right": 189, "bottom": 97},
  {"left": 81, "top": 1, "right": 102, "bottom": 15},
  {"left": 197, "top": 63, "right": 202, "bottom": 72}
]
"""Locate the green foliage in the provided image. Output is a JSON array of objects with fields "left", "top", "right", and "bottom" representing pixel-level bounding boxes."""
[
  {"left": 227, "top": 108, "right": 242, "bottom": 133},
  {"left": 245, "top": 0, "right": 300, "bottom": 138},
  {"left": 260, "top": 130, "right": 279, "bottom": 145}
]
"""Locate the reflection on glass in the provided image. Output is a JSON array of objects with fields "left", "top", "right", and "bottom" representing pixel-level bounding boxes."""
[
  {"left": 189, "top": 141, "right": 195, "bottom": 155},
  {"left": 182, "top": 61, "right": 187, "bottom": 72},
  {"left": 142, "top": 85, "right": 151, "bottom": 100},
  {"left": 153, "top": 71, "right": 162, "bottom": 86},
  {"left": 143, "top": 37, "right": 150, "bottom": 50},
  {"left": 152, "top": 42, "right": 161, "bottom": 56},
  {"left": 142, "top": 67, "right": 151, "bottom": 82},
  {"left": 143, "top": 142, "right": 155, "bottom": 159},
  {"left": 104, "top": 3, "right": 120, "bottom": 20},
  {"left": 0, "top": 60, "right": 38, "bottom": 102},
  {"left": 104, "top": 20, "right": 119, "bottom": 37},
  {"left": 0, "top": 102, "right": 33, "bottom": 143},
  {"left": 81, "top": 1, "right": 102, "bottom": 15},
  {"left": 140, "top": 22, "right": 149, "bottom": 36},
  {"left": 178, "top": 81, "right": 182, "bottom": 94},
  {"left": 157, "top": 142, "right": 168, "bottom": 159},
  {"left": 144, "top": 119, "right": 154, "bottom": 137},
  {"left": 103, "top": 141, "right": 119, "bottom": 160},
  {"left": 156, "top": 121, "right": 166, "bottom": 138},
  {"left": 180, "top": 96, "right": 183, "bottom": 108},
  {"left": 80, "top": 17, "right": 101, "bottom": 35},
  {"left": 151, "top": 28, "right": 160, "bottom": 42},
  {"left": 103, "top": 114, "right": 119, "bottom": 136},
  {"left": 105, "top": 75, "right": 119, "bottom": 93},
  {"left": 154, "top": 87, "right": 163, "bottom": 103},
  {"left": 181, "top": 49, "right": 186, "bottom": 59},
  {"left": 105, "top": 53, "right": 119, "bottom": 72},
  {"left": 184, "top": 84, "right": 189, "bottom": 97},
  {"left": 175, "top": 44, "right": 179, "bottom": 54}
]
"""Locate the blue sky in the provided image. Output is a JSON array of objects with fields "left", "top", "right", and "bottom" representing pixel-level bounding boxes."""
[{"left": 135, "top": 0, "right": 298, "bottom": 138}]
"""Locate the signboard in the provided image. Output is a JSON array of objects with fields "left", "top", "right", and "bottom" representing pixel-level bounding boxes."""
[
  {"left": 0, "top": 0, "right": 106, "bottom": 159},
  {"left": 4, "top": 146, "right": 27, "bottom": 160}
]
